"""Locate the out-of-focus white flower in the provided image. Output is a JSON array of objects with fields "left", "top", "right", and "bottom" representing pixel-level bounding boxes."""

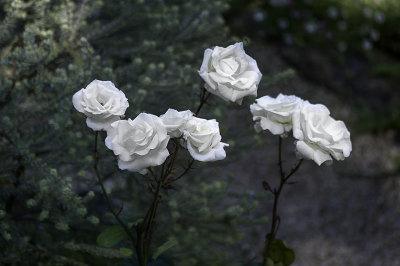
[
  {"left": 278, "top": 18, "right": 289, "bottom": 30},
  {"left": 105, "top": 113, "right": 170, "bottom": 174},
  {"left": 250, "top": 94, "right": 303, "bottom": 136},
  {"left": 72, "top": 80, "right": 129, "bottom": 131},
  {"left": 253, "top": 10, "right": 266, "bottom": 22},
  {"left": 374, "top": 12, "right": 385, "bottom": 24},
  {"left": 362, "top": 39, "right": 373, "bottom": 51},
  {"left": 292, "top": 101, "right": 352, "bottom": 165},
  {"left": 182, "top": 117, "right": 228, "bottom": 162},
  {"left": 363, "top": 7, "right": 372, "bottom": 19},
  {"left": 160, "top": 109, "right": 193, "bottom": 138},
  {"left": 305, "top": 21, "right": 318, "bottom": 34},
  {"left": 199, "top": 42, "right": 262, "bottom": 104},
  {"left": 370, "top": 29, "right": 380, "bottom": 41},
  {"left": 327, "top": 6, "right": 338, "bottom": 19}
]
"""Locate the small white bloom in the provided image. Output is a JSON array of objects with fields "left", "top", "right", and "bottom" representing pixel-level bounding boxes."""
[
  {"left": 374, "top": 12, "right": 385, "bottom": 24},
  {"left": 253, "top": 10, "right": 266, "bottom": 22},
  {"left": 199, "top": 42, "right": 262, "bottom": 104},
  {"left": 278, "top": 18, "right": 289, "bottom": 30},
  {"left": 105, "top": 113, "right": 170, "bottom": 174},
  {"left": 250, "top": 94, "right": 303, "bottom": 136},
  {"left": 363, "top": 7, "right": 372, "bottom": 19},
  {"left": 160, "top": 109, "right": 193, "bottom": 138},
  {"left": 327, "top": 7, "right": 338, "bottom": 19},
  {"left": 72, "top": 80, "right": 129, "bottom": 131},
  {"left": 292, "top": 102, "right": 352, "bottom": 166},
  {"left": 362, "top": 39, "right": 372, "bottom": 51},
  {"left": 183, "top": 117, "right": 228, "bottom": 162},
  {"left": 304, "top": 21, "right": 318, "bottom": 34},
  {"left": 370, "top": 29, "right": 380, "bottom": 41}
]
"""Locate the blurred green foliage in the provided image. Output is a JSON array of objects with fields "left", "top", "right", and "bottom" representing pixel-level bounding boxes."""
[{"left": 229, "top": 0, "right": 400, "bottom": 55}]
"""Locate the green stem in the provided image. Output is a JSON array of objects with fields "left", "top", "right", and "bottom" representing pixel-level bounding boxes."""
[
  {"left": 262, "top": 136, "right": 303, "bottom": 265},
  {"left": 93, "top": 132, "right": 137, "bottom": 262}
]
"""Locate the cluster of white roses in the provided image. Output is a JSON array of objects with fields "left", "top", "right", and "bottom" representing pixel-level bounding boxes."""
[
  {"left": 196, "top": 42, "right": 351, "bottom": 166},
  {"left": 73, "top": 80, "right": 228, "bottom": 174},
  {"left": 73, "top": 42, "right": 351, "bottom": 172},
  {"left": 250, "top": 94, "right": 352, "bottom": 165}
]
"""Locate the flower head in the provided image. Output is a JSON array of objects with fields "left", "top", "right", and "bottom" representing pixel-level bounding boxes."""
[
  {"left": 160, "top": 109, "right": 193, "bottom": 138},
  {"left": 105, "top": 113, "right": 170, "bottom": 174},
  {"left": 182, "top": 117, "right": 228, "bottom": 162},
  {"left": 292, "top": 102, "right": 352, "bottom": 165},
  {"left": 199, "top": 42, "right": 262, "bottom": 104},
  {"left": 250, "top": 94, "right": 303, "bottom": 136},
  {"left": 72, "top": 80, "right": 129, "bottom": 131}
]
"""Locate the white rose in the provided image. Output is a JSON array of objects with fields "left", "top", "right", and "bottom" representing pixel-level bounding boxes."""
[
  {"left": 72, "top": 79, "right": 129, "bottom": 131},
  {"left": 105, "top": 113, "right": 170, "bottom": 174},
  {"left": 183, "top": 117, "right": 228, "bottom": 162},
  {"left": 250, "top": 94, "right": 303, "bottom": 136},
  {"left": 292, "top": 102, "right": 352, "bottom": 165},
  {"left": 199, "top": 42, "right": 262, "bottom": 104},
  {"left": 160, "top": 109, "right": 193, "bottom": 138}
]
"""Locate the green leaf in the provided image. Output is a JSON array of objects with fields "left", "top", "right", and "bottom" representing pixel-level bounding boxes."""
[
  {"left": 96, "top": 226, "right": 127, "bottom": 248},
  {"left": 282, "top": 247, "right": 295, "bottom": 265},
  {"left": 269, "top": 239, "right": 295, "bottom": 265},
  {"left": 266, "top": 258, "right": 275, "bottom": 266},
  {"left": 119, "top": 247, "right": 133, "bottom": 257},
  {"left": 152, "top": 238, "right": 178, "bottom": 260}
]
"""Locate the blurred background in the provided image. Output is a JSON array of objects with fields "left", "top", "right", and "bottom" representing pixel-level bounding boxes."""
[{"left": 0, "top": 0, "right": 399, "bottom": 265}]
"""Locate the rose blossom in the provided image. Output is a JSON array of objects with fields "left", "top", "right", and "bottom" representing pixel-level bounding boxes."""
[
  {"left": 292, "top": 102, "right": 352, "bottom": 165},
  {"left": 105, "top": 113, "right": 170, "bottom": 174},
  {"left": 160, "top": 109, "right": 193, "bottom": 138},
  {"left": 198, "top": 42, "right": 262, "bottom": 104},
  {"left": 182, "top": 117, "right": 228, "bottom": 162},
  {"left": 250, "top": 94, "right": 303, "bottom": 136},
  {"left": 72, "top": 80, "right": 129, "bottom": 131}
]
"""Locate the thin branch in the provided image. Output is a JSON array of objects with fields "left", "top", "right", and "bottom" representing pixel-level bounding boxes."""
[
  {"left": 262, "top": 137, "right": 303, "bottom": 265},
  {"left": 93, "top": 132, "right": 137, "bottom": 260},
  {"left": 195, "top": 87, "right": 211, "bottom": 116},
  {"left": 278, "top": 136, "right": 284, "bottom": 179},
  {"left": 176, "top": 159, "right": 195, "bottom": 180}
]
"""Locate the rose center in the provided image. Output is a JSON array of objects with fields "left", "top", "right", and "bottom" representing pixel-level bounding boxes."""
[{"left": 219, "top": 57, "right": 239, "bottom": 75}]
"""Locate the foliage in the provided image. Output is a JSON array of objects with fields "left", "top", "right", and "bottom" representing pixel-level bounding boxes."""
[
  {"left": 0, "top": 0, "right": 273, "bottom": 264},
  {"left": 229, "top": 0, "right": 400, "bottom": 55}
]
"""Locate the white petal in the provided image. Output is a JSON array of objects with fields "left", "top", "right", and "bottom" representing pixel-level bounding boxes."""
[
  {"left": 259, "top": 117, "right": 285, "bottom": 135},
  {"left": 86, "top": 116, "right": 121, "bottom": 131},
  {"left": 296, "top": 141, "right": 332, "bottom": 166},
  {"left": 72, "top": 89, "right": 84, "bottom": 112}
]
